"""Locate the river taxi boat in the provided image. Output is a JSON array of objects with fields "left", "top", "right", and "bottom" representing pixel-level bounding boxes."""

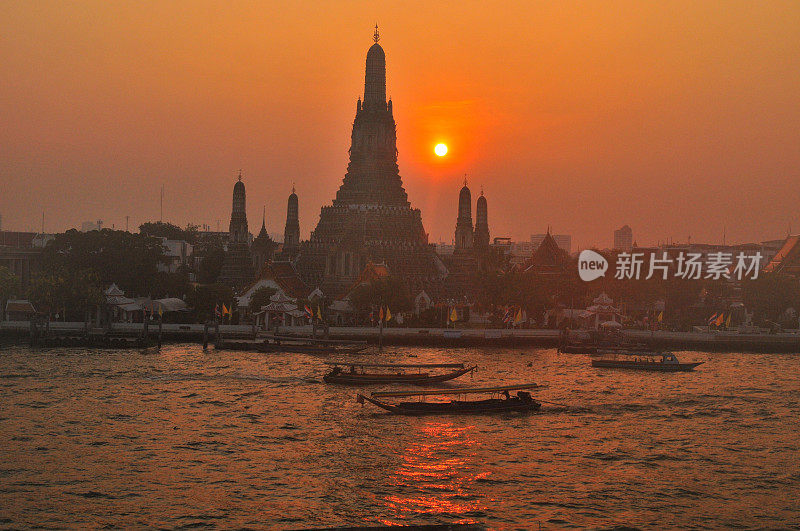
[
  {"left": 219, "top": 335, "right": 368, "bottom": 354},
  {"left": 357, "top": 383, "right": 541, "bottom": 415},
  {"left": 324, "top": 362, "right": 476, "bottom": 385},
  {"left": 591, "top": 353, "right": 702, "bottom": 372}
]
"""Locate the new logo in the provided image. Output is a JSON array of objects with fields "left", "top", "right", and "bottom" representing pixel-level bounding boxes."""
[{"left": 578, "top": 250, "right": 608, "bottom": 281}]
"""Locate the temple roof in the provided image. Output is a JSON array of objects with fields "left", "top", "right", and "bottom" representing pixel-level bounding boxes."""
[
  {"left": 522, "top": 231, "right": 570, "bottom": 273},
  {"left": 763, "top": 235, "right": 800, "bottom": 275}
]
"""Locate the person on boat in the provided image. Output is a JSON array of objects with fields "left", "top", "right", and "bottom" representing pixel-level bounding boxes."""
[
  {"left": 517, "top": 391, "right": 533, "bottom": 403},
  {"left": 503, "top": 390, "right": 511, "bottom": 400}
]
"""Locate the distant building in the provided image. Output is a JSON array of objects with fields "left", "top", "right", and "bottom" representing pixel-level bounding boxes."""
[
  {"left": 521, "top": 232, "right": 571, "bottom": 276},
  {"left": 81, "top": 220, "right": 103, "bottom": 232},
  {"left": 436, "top": 241, "right": 455, "bottom": 256},
  {"left": 614, "top": 225, "right": 633, "bottom": 252},
  {"left": 454, "top": 180, "right": 474, "bottom": 251},
  {"left": 251, "top": 206, "right": 277, "bottom": 275},
  {"left": 474, "top": 189, "right": 490, "bottom": 251},
  {"left": 157, "top": 237, "right": 193, "bottom": 274},
  {"left": 217, "top": 173, "right": 255, "bottom": 291},
  {"left": 756, "top": 235, "right": 800, "bottom": 276},
  {"left": 532, "top": 233, "right": 571, "bottom": 254},
  {"left": 280, "top": 188, "right": 300, "bottom": 260},
  {"left": 0, "top": 231, "right": 44, "bottom": 291}
]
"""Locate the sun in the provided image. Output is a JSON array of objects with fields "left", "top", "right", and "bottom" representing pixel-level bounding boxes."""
[{"left": 434, "top": 143, "right": 448, "bottom": 157}]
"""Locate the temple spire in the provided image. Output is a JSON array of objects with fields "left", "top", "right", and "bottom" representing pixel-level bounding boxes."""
[
  {"left": 373, "top": 24, "right": 380, "bottom": 43},
  {"left": 364, "top": 26, "right": 386, "bottom": 108}
]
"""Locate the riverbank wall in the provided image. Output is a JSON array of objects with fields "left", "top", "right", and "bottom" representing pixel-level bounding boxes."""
[{"left": 2, "top": 321, "right": 799, "bottom": 352}]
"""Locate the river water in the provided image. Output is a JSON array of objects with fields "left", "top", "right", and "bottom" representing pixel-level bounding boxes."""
[{"left": 0, "top": 344, "right": 798, "bottom": 529}]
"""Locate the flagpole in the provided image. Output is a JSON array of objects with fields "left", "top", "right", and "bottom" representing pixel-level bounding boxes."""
[{"left": 378, "top": 303, "right": 384, "bottom": 352}]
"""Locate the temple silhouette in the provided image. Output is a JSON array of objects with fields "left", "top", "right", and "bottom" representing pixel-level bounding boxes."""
[{"left": 294, "top": 28, "right": 447, "bottom": 297}]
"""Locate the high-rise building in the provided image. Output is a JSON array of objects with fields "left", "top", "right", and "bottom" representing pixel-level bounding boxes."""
[
  {"left": 295, "top": 28, "right": 445, "bottom": 296},
  {"left": 614, "top": 225, "right": 633, "bottom": 252},
  {"left": 531, "top": 233, "right": 571, "bottom": 254}
]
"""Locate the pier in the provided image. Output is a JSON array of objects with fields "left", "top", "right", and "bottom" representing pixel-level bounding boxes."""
[{"left": 2, "top": 321, "right": 800, "bottom": 352}]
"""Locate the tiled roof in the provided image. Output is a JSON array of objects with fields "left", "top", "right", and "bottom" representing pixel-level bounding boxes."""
[{"left": 763, "top": 235, "right": 800, "bottom": 274}]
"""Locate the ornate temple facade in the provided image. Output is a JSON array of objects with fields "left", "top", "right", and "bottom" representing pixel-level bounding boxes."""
[
  {"left": 218, "top": 174, "right": 255, "bottom": 291},
  {"left": 295, "top": 30, "right": 446, "bottom": 297},
  {"left": 251, "top": 206, "right": 276, "bottom": 275}
]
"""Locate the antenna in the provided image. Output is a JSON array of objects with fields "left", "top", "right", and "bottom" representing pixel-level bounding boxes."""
[
  {"left": 373, "top": 24, "right": 380, "bottom": 44},
  {"left": 160, "top": 185, "right": 164, "bottom": 222},
  {"left": 125, "top": 215, "right": 130, "bottom": 232},
  {"left": 41, "top": 211, "right": 44, "bottom": 234}
]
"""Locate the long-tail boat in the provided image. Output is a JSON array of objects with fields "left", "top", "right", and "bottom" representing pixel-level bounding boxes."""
[
  {"left": 323, "top": 362, "right": 476, "bottom": 385},
  {"left": 591, "top": 352, "right": 702, "bottom": 371},
  {"left": 218, "top": 335, "right": 368, "bottom": 354},
  {"left": 357, "top": 383, "right": 541, "bottom": 415}
]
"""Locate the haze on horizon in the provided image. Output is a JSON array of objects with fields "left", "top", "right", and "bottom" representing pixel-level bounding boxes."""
[{"left": 1, "top": 1, "right": 799, "bottom": 249}]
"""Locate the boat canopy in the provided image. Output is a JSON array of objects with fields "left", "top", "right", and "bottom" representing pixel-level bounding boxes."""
[
  {"left": 324, "top": 362, "right": 465, "bottom": 369},
  {"left": 371, "top": 383, "right": 538, "bottom": 398}
]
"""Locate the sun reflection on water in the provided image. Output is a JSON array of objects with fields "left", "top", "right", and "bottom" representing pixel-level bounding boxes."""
[{"left": 383, "top": 421, "right": 487, "bottom": 518}]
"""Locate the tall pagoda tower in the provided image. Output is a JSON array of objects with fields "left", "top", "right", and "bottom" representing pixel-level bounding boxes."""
[
  {"left": 296, "top": 28, "right": 446, "bottom": 296},
  {"left": 282, "top": 187, "right": 300, "bottom": 259},
  {"left": 474, "top": 189, "right": 490, "bottom": 250},
  {"left": 454, "top": 179, "right": 474, "bottom": 252},
  {"left": 218, "top": 173, "right": 255, "bottom": 290}
]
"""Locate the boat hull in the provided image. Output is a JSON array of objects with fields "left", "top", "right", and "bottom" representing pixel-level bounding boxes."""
[
  {"left": 324, "top": 366, "right": 475, "bottom": 385},
  {"left": 559, "top": 345, "right": 598, "bottom": 354},
  {"left": 591, "top": 360, "right": 703, "bottom": 371},
  {"left": 359, "top": 394, "right": 541, "bottom": 415}
]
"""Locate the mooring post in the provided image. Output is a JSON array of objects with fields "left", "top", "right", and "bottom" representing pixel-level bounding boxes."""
[
  {"left": 157, "top": 314, "right": 163, "bottom": 349},
  {"left": 203, "top": 321, "right": 209, "bottom": 350},
  {"left": 29, "top": 319, "right": 36, "bottom": 347}
]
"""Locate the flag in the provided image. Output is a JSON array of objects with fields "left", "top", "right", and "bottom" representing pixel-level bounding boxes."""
[
  {"left": 725, "top": 313, "right": 732, "bottom": 328},
  {"left": 158, "top": 304, "right": 163, "bottom": 317},
  {"left": 513, "top": 308, "right": 523, "bottom": 325},
  {"left": 715, "top": 313, "right": 725, "bottom": 326},
  {"left": 708, "top": 313, "right": 718, "bottom": 325},
  {"left": 379, "top": 307, "right": 384, "bottom": 321},
  {"left": 222, "top": 303, "right": 229, "bottom": 317},
  {"left": 657, "top": 311, "right": 663, "bottom": 322},
  {"left": 305, "top": 305, "right": 313, "bottom": 319},
  {"left": 385, "top": 307, "right": 392, "bottom": 321},
  {"left": 449, "top": 307, "right": 458, "bottom": 322},
  {"left": 214, "top": 304, "right": 221, "bottom": 318},
  {"left": 316, "top": 306, "right": 322, "bottom": 320}
]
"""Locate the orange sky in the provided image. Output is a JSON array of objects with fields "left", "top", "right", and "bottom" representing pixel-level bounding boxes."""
[{"left": 1, "top": 1, "right": 799, "bottom": 249}]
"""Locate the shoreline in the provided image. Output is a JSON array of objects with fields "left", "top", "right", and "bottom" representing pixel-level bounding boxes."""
[{"left": 2, "top": 321, "right": 799, "bottom": 353}]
